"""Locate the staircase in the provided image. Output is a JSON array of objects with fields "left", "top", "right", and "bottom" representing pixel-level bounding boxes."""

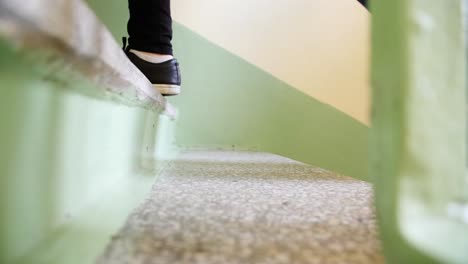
[{"left": 1, "top": 0, "right": 467, "bottom": 263}]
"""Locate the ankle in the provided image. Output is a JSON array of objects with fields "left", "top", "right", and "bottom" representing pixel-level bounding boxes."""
[{"left": 130, "top": 49, "right": 173, "bottom": 63}]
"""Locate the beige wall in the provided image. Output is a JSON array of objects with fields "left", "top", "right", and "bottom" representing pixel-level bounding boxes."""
[{"left": 172, "top": 0, "right": 370, "bottom": 124}]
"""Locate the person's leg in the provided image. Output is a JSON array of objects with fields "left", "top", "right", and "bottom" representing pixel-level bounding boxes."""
[
  {"left": 358, "top": 0, "right": 368, "bottom": 9},
  {"left": 125, "top": 0, "right": 181, "bottom": 96},
  {"left": 128, "top": 0, "right": 173, "bottom": 56}
]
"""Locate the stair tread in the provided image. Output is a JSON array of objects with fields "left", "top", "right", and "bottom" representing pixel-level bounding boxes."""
[
  {"left": 99, "top": 150, "right": 384, "bottom": 264},
  {"left": 0, "top": 0, "right": 176, "bottom": 117}
]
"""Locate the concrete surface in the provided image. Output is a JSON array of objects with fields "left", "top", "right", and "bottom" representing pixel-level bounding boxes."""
[{"left": 98, "top": 150, "right": 384, "bottom": 264}]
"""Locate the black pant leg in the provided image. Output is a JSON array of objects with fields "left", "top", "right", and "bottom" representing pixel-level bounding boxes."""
[
  {"left": 358, "top": 0, "right": 368, "bottom": 9},
  {"left": 127, "top": 0, "right": 173, "bottom": 55}
]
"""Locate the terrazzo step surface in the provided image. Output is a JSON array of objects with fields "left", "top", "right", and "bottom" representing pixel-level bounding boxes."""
[{"left": 98, "top": 150, "right": 384, "bottom": 264}]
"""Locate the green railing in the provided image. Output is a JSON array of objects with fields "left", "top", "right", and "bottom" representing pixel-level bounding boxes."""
[{"left": 371, "top": 0, "right": 468, "bottom": 263}]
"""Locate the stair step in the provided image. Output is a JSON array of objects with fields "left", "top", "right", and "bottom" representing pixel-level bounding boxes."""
[
  {"left": 0, "top": 0, "right": 176, "bottom": 117},
  {"left": 98, "top": 150, "right": 384, "bottom": 264}
]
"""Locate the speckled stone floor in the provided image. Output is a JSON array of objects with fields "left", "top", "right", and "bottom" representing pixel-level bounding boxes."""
[{"left": 98, "top": 150, "right": 384, "bottom": 264}]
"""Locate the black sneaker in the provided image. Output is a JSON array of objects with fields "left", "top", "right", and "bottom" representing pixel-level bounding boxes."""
[{"left": 123, "top": 38, "right": 181, "bottom": 96}]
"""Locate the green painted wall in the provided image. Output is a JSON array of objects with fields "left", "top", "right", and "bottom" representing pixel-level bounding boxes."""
[
  {"left": 89, "top": 0, "right": 369, "bottom": 181},
  {"left": 169, "top": 25, "right": 368, "bottom": 180}
]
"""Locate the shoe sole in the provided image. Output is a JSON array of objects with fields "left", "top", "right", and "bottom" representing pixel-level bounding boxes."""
[{"left": 154, "top": 84, "right": 181, "bottom": 96}]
